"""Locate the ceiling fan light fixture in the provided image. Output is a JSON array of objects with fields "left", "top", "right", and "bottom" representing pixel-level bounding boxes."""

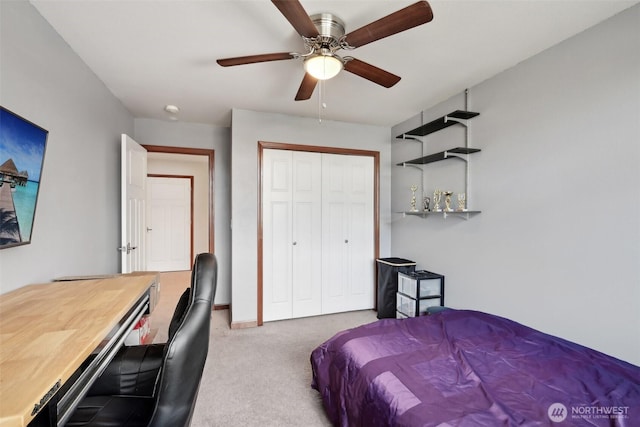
[{"left": 304, "top": 54, "right": 343, "bottom": 80}]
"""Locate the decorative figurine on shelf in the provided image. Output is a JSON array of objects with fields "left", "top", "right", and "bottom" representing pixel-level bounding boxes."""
[
  {"left": 433, "top": 190, "right": 442, "bottom": 212},
  {"left": 457, "top": 193, "right": 467, "bottom": 211},
  {"left": 410, "top": 185, "right": 419, "bottom": 212},
  {"left": 444, "top": 191, "right": 453, "bottom": 212},
  {"left": 423, "top": 197, "right": 430, "bottom": 212}
]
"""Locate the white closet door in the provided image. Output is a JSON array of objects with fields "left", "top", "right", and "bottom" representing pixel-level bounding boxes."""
[
  {"left": 263, "top": 149, "right": 322, "bottom": 321},
  {"left": 291, "top": 152, "right": 322, "bottom": 318},
  {"left": 321, "top": 154, "right": 349, "bottom": 314},
  {"left": 321, "top": 154, "right": 375, "bottom": 314},
  {"left": 263, "top": 149, "right": 293, "bottom": 321},
  {"left": 345, "top": 155, "right": 375, "bottom": 311}
]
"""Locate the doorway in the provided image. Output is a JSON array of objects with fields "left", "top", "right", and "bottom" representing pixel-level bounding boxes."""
[{"left": 143, "top": 145, "right": 215, "bottom": 264}]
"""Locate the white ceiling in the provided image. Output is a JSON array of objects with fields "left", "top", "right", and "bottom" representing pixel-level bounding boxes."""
[{"left": 30, "top": 0, "right": 637, "bottom": 128}]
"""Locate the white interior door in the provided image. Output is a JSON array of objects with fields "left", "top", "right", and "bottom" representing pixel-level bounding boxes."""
[
  {"left": 120, "top": 134, "right": 147, "bottom": 273},
  {"left": 344, "top": 155, "right": 375, "bottom": 311},
  {"left": 146, "top": 176, "right": 191, "bottom": 272},
  {"left": 262, "top": 149, "right": 322, "bottom": 321},
  {"left": 291, "top": 152, "right": 322, "bottom": 318},
  {"left": 262, "top": 149, "right": 294, "bottom": 321},
  {"left": 321, "top": 153, "right": 374, "bottom": 314}
]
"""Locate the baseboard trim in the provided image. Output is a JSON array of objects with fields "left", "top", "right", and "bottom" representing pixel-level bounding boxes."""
[
  {"left": 213, "top": 304, "right": 229, "bottom": 311},
  {"left": 230, "top": 320, "right": 258, "bottom": 329}
]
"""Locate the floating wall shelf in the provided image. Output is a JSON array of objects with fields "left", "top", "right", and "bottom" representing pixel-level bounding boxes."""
[
  {"left": 399, "top": 210, "right": 482, "bottom": 220},
  {"left": 396, "top": 110, "right": 480, "bottom": 139},
  {"left": 398, "top": 147, "right": 481, "bottom": 166}
]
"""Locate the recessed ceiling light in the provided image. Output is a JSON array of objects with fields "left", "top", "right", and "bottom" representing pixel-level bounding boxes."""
[{"left": 164, "top": 104, "right": 180, "bottom": 114}]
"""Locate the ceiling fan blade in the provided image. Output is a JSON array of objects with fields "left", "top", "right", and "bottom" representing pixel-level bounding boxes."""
[
  {"left": 217, "top": 52, "right": 294, "bottom": 67},
  {"left": 272, "top": 0, "right": 319, "bottom": 38},
  {"left": 344, "top": 58, "right": 401, "bottom": 88},
  {"left": 295, "top": 73, "right": 318, "bottom": 101},
  {"left": 344, "top": 1, "right": 433, "bottom": 48}
]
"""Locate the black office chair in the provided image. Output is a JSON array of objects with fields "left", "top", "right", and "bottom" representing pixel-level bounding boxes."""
[{"left": 66, "top": 253, "right": 218, "bottom": 427}]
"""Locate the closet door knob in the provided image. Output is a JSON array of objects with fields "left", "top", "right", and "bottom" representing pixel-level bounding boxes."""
[
  {"left": 293, "top": 241, "right": 297, "bottom": 245},
  {"left": 345, "top": 239, "right": 349, "bottom": 243}
]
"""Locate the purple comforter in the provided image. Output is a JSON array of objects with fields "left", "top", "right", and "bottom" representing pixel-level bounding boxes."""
[{"left": 310, "top": 310, "right": 639, "bottom": 426}]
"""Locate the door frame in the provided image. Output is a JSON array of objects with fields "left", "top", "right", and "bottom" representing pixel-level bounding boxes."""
[
  {"left": 257, "top": 141, "right": 380, "bottom": 326},
  {"left": 143, "top": 145, "right": 215, "bottom": 255},
  {"left": 146, "top": 174, "right": 195, "bottom": 269}
]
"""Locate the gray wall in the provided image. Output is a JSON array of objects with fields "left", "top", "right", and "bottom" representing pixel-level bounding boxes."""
[
  {"left": 0, "top": 0, "right": 232, "bottom": 300},
  {"left": 0, "top": 1, "right": 133, "bottom": 292},
  {"left": 2, "top": 0, "right": 637, "bottom": 366},
  {"left": 134, "top": 118, "right": 231, "bottom": 305},
  {"left": 391, "top": 5, "right": 639, "bottom": 365},
  {"left": 230, "top": 109, "right": 392, "bottom": 325}
]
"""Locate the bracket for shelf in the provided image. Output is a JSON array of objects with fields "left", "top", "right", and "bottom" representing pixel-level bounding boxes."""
[
  {"left": 443, "top": 151, "right": 469, "bottom": 163},
  {"left": 396, "top": 134, "right": 423, "bottom": 143},
  {"left": 400, "top": 162, "right": 424, "bottom": 172},
  {"left": 442, "top": 211, "right": 455, "bottom": 220},
  {"left": 442, "top": 211, "right": 480, "bottom": 220},
  {"left": 443, "top": 115, "right": 469, "bottom": 127}
]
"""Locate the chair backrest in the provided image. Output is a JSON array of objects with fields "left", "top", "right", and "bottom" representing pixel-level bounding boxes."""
[
  {"left": 167, "top": 287, "right": 191, "bottom": 343},
  {"left": 148, "top": 253, "right": 217, "bottom": 427}
]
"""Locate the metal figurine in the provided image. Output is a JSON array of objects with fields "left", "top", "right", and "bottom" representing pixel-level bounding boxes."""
[
  {"left": 457, "top": 193, "right": 467, "bottom": 211},
  {"left": 410, "top": 185, "right": 419, "bottom": 212},
  {"left": 444, "top": 191, "right": 453, "bottom": 212},
  {"left": 433, "top": 190, "right": 442, "bottom": 212}
]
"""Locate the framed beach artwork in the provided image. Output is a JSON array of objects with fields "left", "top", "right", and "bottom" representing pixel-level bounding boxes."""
[{"left": 0, "top": 106, "right": 49, "bottom": 249}]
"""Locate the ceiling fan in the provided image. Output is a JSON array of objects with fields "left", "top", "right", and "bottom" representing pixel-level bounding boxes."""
[{"left": 217, "top": 1, "right": 433, "bottom": 101}]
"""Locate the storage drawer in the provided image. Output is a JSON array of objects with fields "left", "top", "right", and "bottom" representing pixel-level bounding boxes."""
[
  {"left": 396, "top": 292, "right": 442, "bottom": 317},
  {"left": 398, "top": 271, "right": 443, "bottom": 299},
  {"left": 396, "top": 311, "right": 410, "bottom": 319}
]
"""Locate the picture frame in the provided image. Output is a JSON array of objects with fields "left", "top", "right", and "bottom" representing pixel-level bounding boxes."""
[{"left": 0, "top": 106, "right": 49, "bottom": 249}]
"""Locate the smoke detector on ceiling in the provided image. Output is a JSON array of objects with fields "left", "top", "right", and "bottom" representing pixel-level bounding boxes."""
[{"left": 164, "top": 104, "right": 180, "bottom": 114}]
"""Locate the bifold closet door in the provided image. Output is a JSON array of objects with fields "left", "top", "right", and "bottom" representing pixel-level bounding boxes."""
[
  {"left": 262, "top": 149, "right": 322, "bottom": 321},
  {"left": 321, "top": 153, "right": 375, "bottom": 314}
]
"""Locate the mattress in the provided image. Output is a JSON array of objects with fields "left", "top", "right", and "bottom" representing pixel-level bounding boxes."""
[{"left": 310, "top": 310, "right": 639, "bottom": 426}]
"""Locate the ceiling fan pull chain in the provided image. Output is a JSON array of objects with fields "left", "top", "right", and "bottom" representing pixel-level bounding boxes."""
[
  {"left": 322, "top": 80, "right": 327, "bottom": 110},
  {"left": 318, "top": 80, "right": 323, "bottom": 123}
]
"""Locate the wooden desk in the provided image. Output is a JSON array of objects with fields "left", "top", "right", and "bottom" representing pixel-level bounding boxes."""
[{"left": 0, "top": 273, "right": 158, "bottom": 427}]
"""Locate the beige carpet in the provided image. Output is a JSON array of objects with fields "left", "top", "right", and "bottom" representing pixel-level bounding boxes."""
[{"left": 150, "top": 271, "right": 378, "bottom": 427}]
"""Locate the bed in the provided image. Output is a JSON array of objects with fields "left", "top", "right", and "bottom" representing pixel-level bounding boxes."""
[{"left": 310, "top": 309, "right": 639, "bottom": 426}]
